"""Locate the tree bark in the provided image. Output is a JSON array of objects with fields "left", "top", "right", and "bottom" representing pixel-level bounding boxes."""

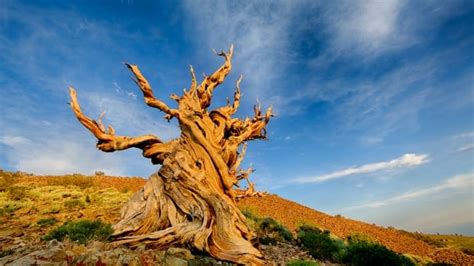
[{"left": 69, "top": 46, "right": 272, "bottom": 265}]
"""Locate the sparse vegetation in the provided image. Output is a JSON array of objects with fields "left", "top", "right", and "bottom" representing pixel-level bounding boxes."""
[
  {"left": 46, "top": 174, "right": 95, "bottom": 189},
  {"left": 297, "top": 225, "right": 345, "bottom": 262},
  {"left": 43, "top": 219, "right": 113, "bottom": 244},
  {"left": 258, "top": 217, "right": 294, "bottom": 244},
  {"left": 37, "top": 217, "right": 58, "bottom": 227},
  {"left": 405, "top": 231, "right": 448, "bottom": 248},
  {"left": 64, "top": 199, "right": 85, "bottom": 209},
  {"left": 242, "top": 209, "right": 293, "bottom": 245},
  {"left": 347, "top": 232, "right": 378, "bottom": 244},
  {"left": 0, "top": 204, "right": 21, "bottom": 216},
  {"left": 6, "top": 186, "right": 30, "bottom": 201},
  {"left": 287, "top": 259, "right": 319, "bottom": 266},
  {"left": 0, "top": 170, "right": 20, "bottom": 191}
]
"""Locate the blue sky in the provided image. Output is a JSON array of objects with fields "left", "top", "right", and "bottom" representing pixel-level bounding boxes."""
[{"left": 1, "top": 0, "right": 473, "bottom": 235}]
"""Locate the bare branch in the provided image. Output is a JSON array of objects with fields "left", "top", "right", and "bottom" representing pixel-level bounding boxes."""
[
  {"left": 231, "top": 75, "right": 242, "bottom": 113},
  {"left": 197, "top": 45, "right": 234, "bottom": 108},
  {"left": 125, "top": 63, "right": 179, "bottom": 118},
  {"left": 188, "top": 65, "right": 197, "bottom": 95},
  {"left": 69, "top": 87, "right": 162, "bottom": 152}
]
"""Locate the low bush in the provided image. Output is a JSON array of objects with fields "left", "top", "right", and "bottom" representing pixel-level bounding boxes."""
[
  {"left": 258, "top": 217, "right": 293, "bottom": 243},
  {"left": 241, "top": 209, "right": 293, "bottom": 245},
  {"left": 241, "top": 208, "right": 259, "bottom": 221},
  {"left": 343, "top": 238, "right": 415, "bottom": 266},
  {"left": 347, "top": 233, "right": 377, "bottom": 244},
  {"left": 6, "top": 186, "right": 30, "bottom": 201},
  {"left": 297, "top": 225, "right": 345, "bottom": 262},
  {"left": 37, "top": 217, "right": 58, "bottom": 227},
  {"left": 43, "top": 219, "right": 113, "bottom": 244},
  {"left": 94, "top": 171, "right": 105, "bottom": 176},
  {"left": 64, "top": 199, "right": 85, "bottom": 209},
  {"left": 287, "top": 259, "right": 319, "bottom": 266},
  {"left": 0, "top": 204, "right": 21, "bottom": 216}
]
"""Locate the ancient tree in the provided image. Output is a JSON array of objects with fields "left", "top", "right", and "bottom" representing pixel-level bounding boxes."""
[{"left": 69, "top": 46, "right": 272, "bottom": 264}]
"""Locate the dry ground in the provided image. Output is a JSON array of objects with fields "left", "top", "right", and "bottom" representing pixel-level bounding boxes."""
[{"left": 1, "top": 172, "right": 472, "bottom": 265}]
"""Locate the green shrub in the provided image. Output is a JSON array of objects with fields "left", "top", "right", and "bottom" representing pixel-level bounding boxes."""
[
  {"left": 343, "top": 239, "right": 415, "bottom": 266},
  {"left": 287, "top": 259, "right": 319, "bottom": 266},
  {"left": 347, "top": 233, "right": 377, "bottom": 244},
  {"left": 37, "top": 217, "right": 58, "bottom": 227},
  {"left": 6, "top": 186, "right": 30, "bottom": 201},
  {"left": 257, "top": 217, "right": 293, "bottom": 243},
  {"left": 0, "top": 204, "right": 21, "bottom": 216},
  {"left": 43, "top": 219, "right": 113, "bottom": 244},
  {"left": 242, "top": 209, "right": 258, "bottom": 220},
  {"left": 64, "top": 199, "right": 85, "bottom": 209},
  {"left": 297, "top": 225, "right": 345, "bottom": 262}
]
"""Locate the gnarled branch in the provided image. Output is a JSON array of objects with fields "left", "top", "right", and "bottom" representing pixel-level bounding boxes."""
[
  {"left": 69, "top": 87, "right": 163, "bottom": 153},
  {"left": 197, "top": 45, "right": 234, "bottom": 109},
  {"left": 126, "top": 64, "right": 179, "bottom": 120}
]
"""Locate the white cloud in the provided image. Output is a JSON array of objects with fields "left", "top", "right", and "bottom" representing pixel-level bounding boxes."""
[
  {"left": 1, "top": 133, "right": 127, "bottom": 176},
  {"left": 294, "top": 153, "right": 429, "bottom": 183},
  {"left": 327, "top": 0, "right": 408, "bottom": 55},
  {"left": 0, "top": 135, "right": 30, "bottom": 146},
  {"left": 348, "top": 173, "right": 474, "bottom": 209}
]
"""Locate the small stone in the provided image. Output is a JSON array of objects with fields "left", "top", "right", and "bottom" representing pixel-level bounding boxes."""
[{"left": 46, "top": 239, "right": 63, "bottom": 249}]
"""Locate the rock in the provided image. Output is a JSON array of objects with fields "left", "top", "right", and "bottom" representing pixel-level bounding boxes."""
[
  {"left": 46, "top": 239, "right": 63, "bottom": 249},
  {"left": 166, "top": 247, "right": 195, "bottom": 260},
  {"left": 7, "top": 246, "right": 68, "bottom": 265}
]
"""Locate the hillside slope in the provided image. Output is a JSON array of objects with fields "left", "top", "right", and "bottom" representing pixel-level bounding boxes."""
[
  {"left": 1, "top": 172, "right": 473, "bottom": 265},
  {"left": 238, "top": 194, "right": 473, "bottom": 265}
]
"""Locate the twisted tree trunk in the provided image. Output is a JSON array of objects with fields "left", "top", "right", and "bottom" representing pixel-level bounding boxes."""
[{"left": 69, "top": 46, "right": 272, "bottom": 265}]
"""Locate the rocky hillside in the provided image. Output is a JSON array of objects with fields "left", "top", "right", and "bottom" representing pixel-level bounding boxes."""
[{"left": 0, "top": 171, "right": 473, "bottom": 265}]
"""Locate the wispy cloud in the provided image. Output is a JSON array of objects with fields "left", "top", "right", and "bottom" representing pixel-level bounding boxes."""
[
  {"left": 324, "top": 0, "right": 410, "bottom": 57},
  {"left": 0, "top": 135, "right": 30, "bottom": 146},
  {"left": 0, "top": 134, "right": 126, "bottom": 175},
  {"left": 294, "top": 153, "right": 429, "bottom": 183},
  {"left": 348, "top": 173, "right": 473, "bottom": 210},
  {"left": 453, "top": 132, "right": 474, "bottom": 139},
  {"left": 457, "top": 144, "right": 474, "bottom": 153}
]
